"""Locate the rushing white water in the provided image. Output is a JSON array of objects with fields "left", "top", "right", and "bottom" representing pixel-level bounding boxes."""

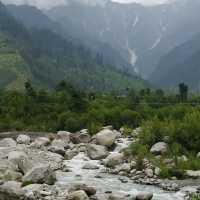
[{"left": 56, "top": 138, "right": 187, "bottom": 200}]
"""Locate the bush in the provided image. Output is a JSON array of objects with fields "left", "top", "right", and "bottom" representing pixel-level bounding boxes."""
[
  {"left": 191, "top": 194, "right": 200, "bottom": 200},
  {"left": 129, "top": 142, "right": 149, "bottom": 157},
  {"left": 87, "top": 122, "right": 102, "bottom": 135},
  {"left": 159, "top": 166, "right": 185, "bottom": 179}
]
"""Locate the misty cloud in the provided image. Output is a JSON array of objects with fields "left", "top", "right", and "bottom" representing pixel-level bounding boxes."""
[
  {"left": 1, "top": 0, "right": 172, "bottom": 9},
  {"left": 1, "top": 0, "right": 67, "bottom": 9}
]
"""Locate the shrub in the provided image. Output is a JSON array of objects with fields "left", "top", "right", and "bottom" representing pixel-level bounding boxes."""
[
  {"left": 129, "top": 142, "right": 149, "bottom": 157},
  {"left": 87, "top": 122, "right": 102, "bottom": 135},
  {"left": 159, "top": 166, "right": 185, "bottom": 179}
]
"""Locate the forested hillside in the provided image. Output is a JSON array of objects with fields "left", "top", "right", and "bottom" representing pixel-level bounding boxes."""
[
  {"left": 151, "top": 33, "right": 200, "bottom": 89},
  {"left": 0, "top": 2, "right": 146, "bottom": 91}
]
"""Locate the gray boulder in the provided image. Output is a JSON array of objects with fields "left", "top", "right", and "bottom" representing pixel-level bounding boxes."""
[
  {"left": 82, "top": 163, "right": 99, "bottom": 170},
  {"left": 3, "top": 170, "right": 23, "bottom": 181},
  {"left": 144, "top": 169, "right": 154, "bottom": 178},
  {"left": 69, "top": 184, "right": 96, "bottom": 196},
  {"left": 57, "top": 131, "right": 70, "bottom": 143},
  {"left": 70, "top": 133, "right": 91, "bottom": 144},
  {"left": 0, "top": 138, "right": 16, "bottom": 148},
  {"left": 8, "top": 151, "right": 32, "bottom": 174},
  {"left": 68, "top": 190, "right": 89, "bottom": 200},
  {"left": 31, "top": 137, "right": 50, "bottom": 148},
  {"left": 136, "top": 192, "right": 153, "bottom": 200},
  {"left": 0, "top": 181, "right": 25, "bottom": 200},
  {"left": 16, "top": 135, "right": 31, "bottom": 145},
  {"left": 48, "top": 139, "right": 68, "bottom": 156},
  {"left": 186, "top": 170, "right": 200, "bottom": 179},
  {"left": 104, "top": 153, "right": 124, "bottom": 168},
  {"left": 22, "top": 164, "right": 56, "bottom": 185},
  {"left": 150, "top": 142, "right": 168, "bottom": 155},
  {"left": 87, "top": 144, "right": 109, "bottom": 160},
  {"left": 197, "top": 152, "right": 200, "bottom": 158},
  {"left": 95, "top": 129, "right": 117, "bottom": 147}
]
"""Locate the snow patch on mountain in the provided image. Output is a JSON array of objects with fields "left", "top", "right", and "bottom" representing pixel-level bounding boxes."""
[
  {"left": 149, "top": 36, "right": 161, "bottom": 50},
  {"left": 132, "top": 15, "right": 139, "bottom": 29}
]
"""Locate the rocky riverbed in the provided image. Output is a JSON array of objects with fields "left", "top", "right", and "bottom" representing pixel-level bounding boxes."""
[{"left": 0, "top": 127, "right": 199, "bottom": 200}]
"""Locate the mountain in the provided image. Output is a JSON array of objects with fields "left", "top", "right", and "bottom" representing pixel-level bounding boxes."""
[
  {"left": 6, "top": 4, "right": 62, "bottom": 32},
  {"left": 46, "top": 0, "right": 200, "bottom": 78},
  {"left": 6, "top": 4, "right": 133, "bottom": 74},
  {"left": 150, "top": 33, "right": 200, "bottom": 89},
  {"left": 0, "top": 2, "right": 146, "bottom": 91}
]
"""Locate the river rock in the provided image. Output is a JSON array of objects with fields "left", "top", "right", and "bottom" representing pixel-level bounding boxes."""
[
  {"left": 22, "top": 184, "right": 43, "bottom": 199},
  {"left": 95, "top": 129, "right": 117, "bottom": 147},
  {"left": 104, "top": 153, "right": 124, "bottom": 168},
  {"left": 154, "top": 167, "right": 161, "bottom": 176},
  {"left": 16, "top": 135, "right": 31, "bottom": 145},
  {"left": 144, "top": 169, "right": 154, "bottom": 178},
  {"left": 87, "top": 144, "right": 109, "bottom": 160},
  {"left": 65, "top": 149, "right": 79, "bottom": 160},
  {"left": 186, "top": 170, "right": 200, "bottom": 178},
  {"left": 116, "top": 163, "right": 131, "bottom": 173},
  {"left": 69, "top": 184, "right": 96, "bottom": 196},
  {"left": 0, "top": 181, "right": 25, "bottom": 200},
  {"left": 136, "top": 192, "right": 153, "bottom": 200},
  {"left": 3, "top": 170, "right": 23, "bottom": 181},
  {"left": 0, "top": 138, "right": 17, "bottom": 148},
  {"left": 8, "top": 151, "right": 32, "bottom": 174},
  {"left": 82, "top": 163, "right": 99, "bottom": 170},
  {"left": 48, "top": 139, "right": 68, "bottom": 156},
  {"left": 57, "top": 131, "right": 70, "bottom": 143},
  {"left": 178, "top": 155, "right": 188, "bottom": 162},
  {"left": 150, "top": 142, "right": 168, "bottom": 155},
  {"left": 68, "top": 190, "right": 89, "bottom": 200},
  {"left": 197, "top": 152, "right": 200, "bottom": 158},
  {"left": 70, "top": 133, "right": 91, "bottom": 144},
  {"left": 22, "top": 164, "right": 56, "bottom": 185},
  {"left": 31, "top": 137, "right": 50, "bottom": 148},
  {"left": 108, "top": 194, "right": 123, "bottom": 200}
]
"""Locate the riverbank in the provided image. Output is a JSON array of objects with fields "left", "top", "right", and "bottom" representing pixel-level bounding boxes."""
[{"left": 0, "top": 128, "right": 199, "bottom": 200}]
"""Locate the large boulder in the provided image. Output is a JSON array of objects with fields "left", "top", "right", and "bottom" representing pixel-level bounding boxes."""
[
  {"left": 0, "top": 181, "right": 25, "bottom": 200},
  {"left": 95, "top": 129, "right": 117, "bottom": 147},
  {"left": 70, "top": 133, "right": 91, "bottom": 144},
  {"left": 186, "top": 170, "right": 200, "bottom": 179},
  {"left": 0, "top": 138, "right": 16, "bottom": 148},
  {"left": 144, "top": 169, "right": 154, "bottom": 178},
  {"left": 87, "top": 144, "right": 109, "bottom": 160},
  {"left": 57, "top": 131, "right": 70, "bottom": 143},
  {"left": 150, "top": 142, "right": 168, "bottom": 155},
  {"left": 8, "top": 151, "right": 32, "bottom": 174},
  {"left": 104, "top": 153, "right": 124, "bottom": 168},
  {"left": 136, "top": 192, "right": 153, "bottom": 200},
  {"left": 3, "top": 170, "right": 23, "bottom": 181},
  {"left": 68, "top": 190, "right": 89, "bottom": 200},
  {"left": 48, "top": 139, "right": 68, "bottom": 156},
  {"left": 30, "top": 137, "right": 50, "bottom": 148},
  {"left": 69, "top": 184, "right": 96, "bottom": 196},
  {"left": 22, "top": 164, "right": 56, "bottom": 185},
  {"left": 16, "top": 135, "right": 31, "bottom": 145}
]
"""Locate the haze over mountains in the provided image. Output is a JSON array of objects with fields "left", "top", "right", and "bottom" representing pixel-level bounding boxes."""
[
  {"left": 1, "top": 0, "right": 200, "bottom": 90},
  {"left": 0, "top": 1, "right": 146, "bottom": 91}
]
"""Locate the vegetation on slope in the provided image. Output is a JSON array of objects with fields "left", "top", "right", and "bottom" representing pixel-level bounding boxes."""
[{"left": 0, "top": 2, "right": 146, "bottom": 91}]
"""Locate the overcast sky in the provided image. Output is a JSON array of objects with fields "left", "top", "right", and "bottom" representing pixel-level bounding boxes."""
[
  {"left": 1, "top": 0, "right": 171, "bottom": 9},
  {"left": 112, "top": 0, "right": 169, "bottom": 5}
]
